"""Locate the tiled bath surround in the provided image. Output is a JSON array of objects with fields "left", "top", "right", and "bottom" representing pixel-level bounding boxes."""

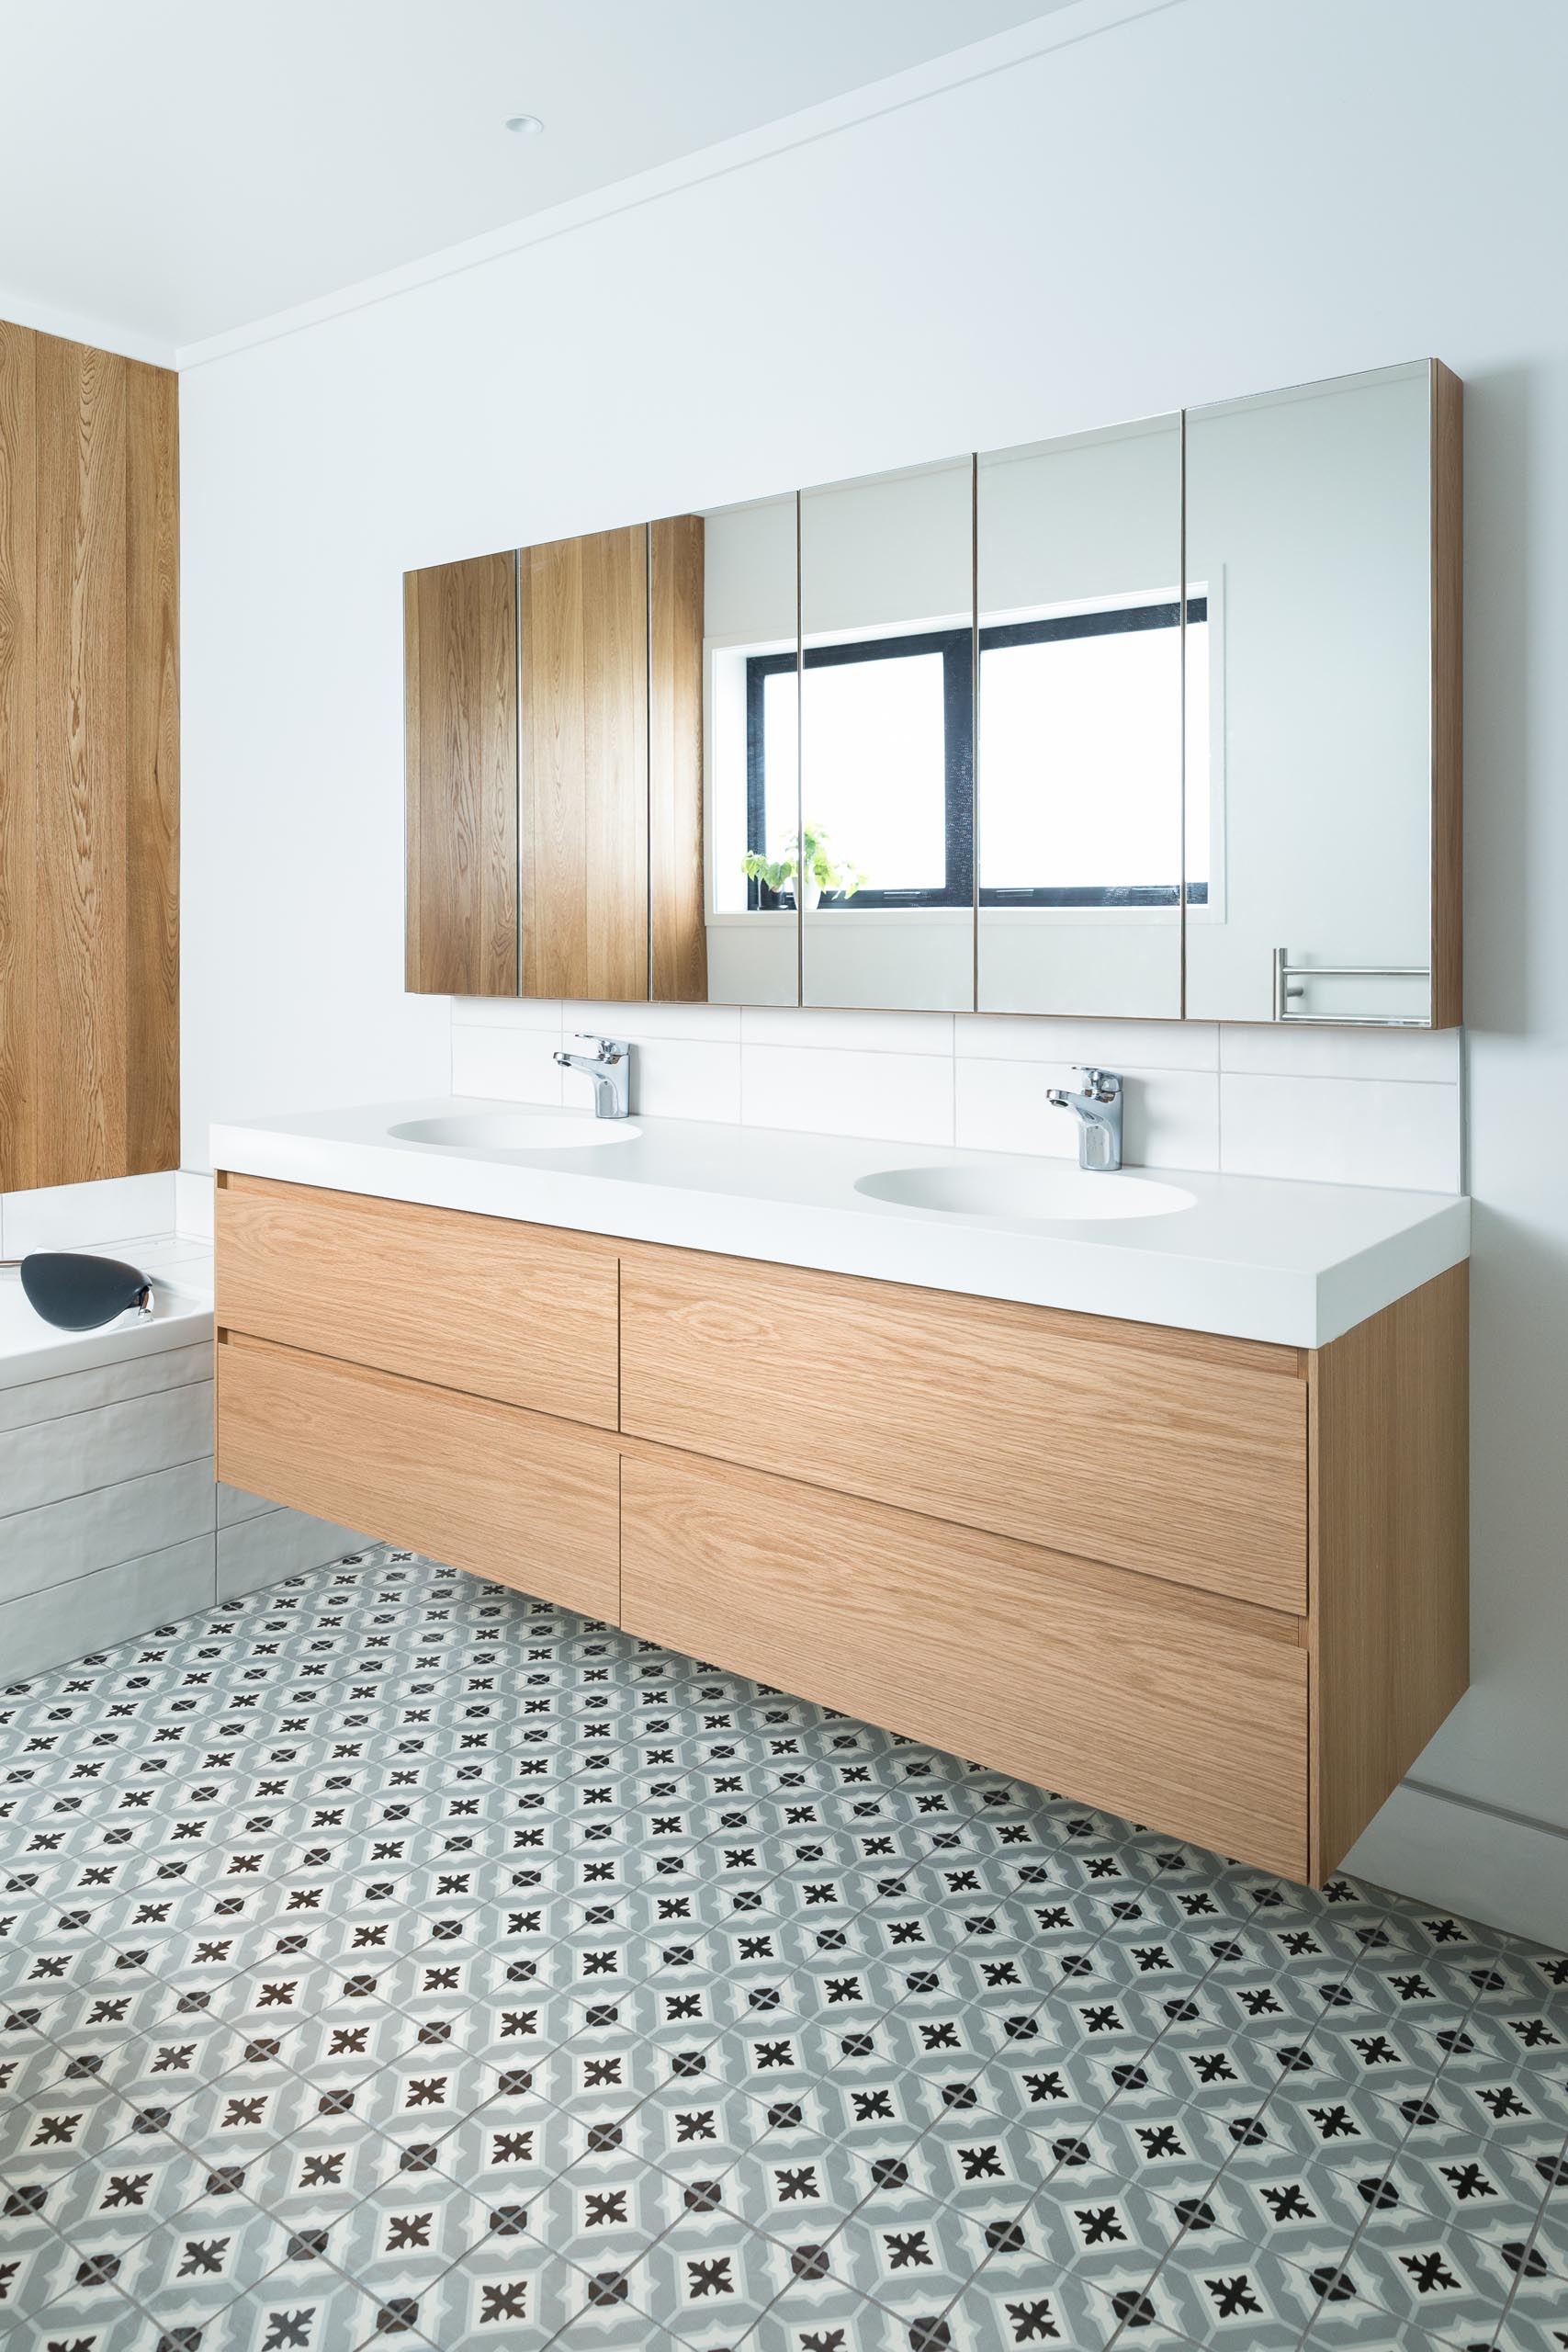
[
  {"left": 0, "top": 1170, "right": 359, "bottom": 1676},
  {"left": 452, "top": 1002, "right": 1465, "bottom": 1196}
]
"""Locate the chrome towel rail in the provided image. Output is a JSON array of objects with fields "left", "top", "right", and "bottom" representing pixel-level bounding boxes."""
[{"left": 1271, "top": 947, "right": 1431, "bottom": 1026}]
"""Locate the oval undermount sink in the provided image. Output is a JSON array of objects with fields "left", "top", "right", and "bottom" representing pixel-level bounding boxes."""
[
  {"left": 856, "top": 1162, "right": 1194, "bottom": 1222},
  {"left": 389, "top": 1112, "right": 641, "bottom": 1151}
]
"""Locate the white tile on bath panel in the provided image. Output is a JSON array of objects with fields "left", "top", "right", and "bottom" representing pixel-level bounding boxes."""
[
  {"left": 563, "top": 999, "right": 742, "bottom": 1044},
  {"left": 954, "top": 1060, "right": 1220, "bottom": 1172},
  {"left": 450, "top": 996, "right": 564, "bottom": 1032},
  {"left": 0, "top": 1533, "right": 215, "bottom": 1682},
  {"left": 175, "top": 1170, "right": 217, "bottom": 1240},
  {"left": 1, "top": 1170, "right": 178, "bottom": 1255},
  {"left": 218, "top": 1480, "right": 280, "bottom": 1528},
  {"left": 1217, "top": 1022, "right": 1462, "bottom": 1083},
  {"left": 0, "top": 1379, "right": 214, "bottom": 1519},
  {"left": 954, "top": 1013, "right": 1220, "bottom": 1072},
  {"left": 0, "top": 1340, "right": 213, "bottom": 1436},
  {"left": 450, "top": 1023, "right": 565, "bottom": 1104},
  {"left": 739, "top": 1006, "right": 955, "bottom": 1057},
  {"left": 626, "top": 1039, "right": 741, "bottom": 1124},
  {"left": 0, "top": 1456, "right": 215, "bottom": 1608},
  {"left": 741, "top": 1045, "right": 953, "bottom": 1148},
  {"left": 1218, "top": 1072, "right": 1463, "bottom": 1192},
  {"left": 217, "top": 1508, "right": 368, "bottom": 1600}
]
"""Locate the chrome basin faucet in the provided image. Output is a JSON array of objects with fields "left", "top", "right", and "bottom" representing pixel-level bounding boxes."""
[
  {"left": 553, "top": 1035, "right": 633, "bottom": 1120},
  {"left": 1046, "top": 1067, "right": 1123, "bottom": 1170}
]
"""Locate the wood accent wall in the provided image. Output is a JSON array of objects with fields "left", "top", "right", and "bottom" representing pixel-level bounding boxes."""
[
  {"left": 0, "top": 319, "right": 179, "bottom": 1191},
  {"left": 649, "top": 514, "right": 706, "bottom": 1001},
  {"left": 520, "top": 523, "right": 649, "bottom": 1001},
  {"left": 404, "top": 551, "right": 518, "bottom": 997}
]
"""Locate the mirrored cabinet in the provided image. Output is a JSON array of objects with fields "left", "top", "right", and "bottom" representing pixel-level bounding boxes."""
[
  {"left": 1185, "top": 361, "right": 1461, "bottom": 1027},
  {"left": 405, "top": 358, "right": 1461, "bottom": 1028},
  {"left": 976, "top": 414, "right": 1184, "bottom": 1020}
]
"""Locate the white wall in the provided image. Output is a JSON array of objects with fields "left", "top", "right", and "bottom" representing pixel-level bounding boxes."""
[{"left": 181, "top": 0, "right": 1568, "bottom": 1936}]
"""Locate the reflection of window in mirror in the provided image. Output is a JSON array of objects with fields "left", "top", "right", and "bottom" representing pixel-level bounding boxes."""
[
  {"left": 738, "top": 592, "right": 1212, "bottom": 914},
  {"left": 702, "top": 490, "right": 800, "bottom": 1006},
  {"left": 977, "top": 590, "right": 1203, "bottom": 910}
]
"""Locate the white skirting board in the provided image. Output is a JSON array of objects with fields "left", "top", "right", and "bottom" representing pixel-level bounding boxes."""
[{"left": 1345, "top": 1780, "right": 1568, "bottom": 1951}]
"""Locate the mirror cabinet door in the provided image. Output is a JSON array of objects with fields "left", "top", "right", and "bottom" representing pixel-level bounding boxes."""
[
  {"left": 520, "top": 524, "right": 650, "bottom": 1001},
  {"left": 798, "top": 458, "right": 976, "bottom": 1012},
  {"left": 1184, "top": 361, "right": 1439, "bottom": 1025},
  {"left": 649, "top": 516, "right": 707, "bottom": 1001},
  {"left": 697, "top": 490, "right": 801, "bottom": 1006},
  {"left": 976, "top": 416, "right": 1183, "bottom": 1019},
  {"left": 404, "top": 551, "right": 519, "bottom": 998}
]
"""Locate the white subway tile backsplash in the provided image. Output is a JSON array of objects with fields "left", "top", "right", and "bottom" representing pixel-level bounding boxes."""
[
  {"left": 451, "top": 1023, "right": 565, "bottom": 1104},
  {"left": 565, "top": 999, "right": 741, "bottom": 1044},
  {"left": 626, "top": 1039, "right": 741, "bottom": 1124},
  {"left": 443, "top": 998, "right": 1463, "bottom": 1195},
  {"left": 1219, "top": 1072, "right": 1462, "bottom": 1192},
  {"left": 956, "top": 1015, "right": 1221, "bottom": 1073},
  {"left": 741, "top": 1045, "right": 953, "bottom": 1147},
  {"left": 1218, "top": 1023, "right": 1462, "bottom": 1083},
  {"left": 955, "top": 1061, "right": 1220, "bottom": 1170},
  {"left": 742, "top": 1007, "right": 955, "bottom": 1057},
  {"left": 452, "top": 996, "right": 564, "bottom": 1032}
]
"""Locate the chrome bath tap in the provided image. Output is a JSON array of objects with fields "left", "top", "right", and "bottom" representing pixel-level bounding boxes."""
[
  {"left": 553, "top": 1035, "right": 633, "bottom": 1120},
  {"left": 1045, "top": 1067, "right": 1123, "bottom": 1170}
]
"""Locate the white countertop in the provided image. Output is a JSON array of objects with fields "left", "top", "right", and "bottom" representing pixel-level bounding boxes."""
[{"left": 209, "top": 1097, "right": 1470, "bottom": 1349}]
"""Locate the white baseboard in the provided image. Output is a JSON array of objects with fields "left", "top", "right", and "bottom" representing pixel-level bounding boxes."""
[{"left": 1344, "top": 1780, "right": 1568, "bottom": 1950}]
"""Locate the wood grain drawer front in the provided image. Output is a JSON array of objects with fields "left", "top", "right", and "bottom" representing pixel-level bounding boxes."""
[
  {"left": 218, "top": 1337, "right": 618, "bottom": 1619},
  {"left": 621, "top": 1452, "right": 1309, "bottom": 1880},
  {"left": 619, "top": 1254, "right": 1308, "bottom": 1611},
  {"left": 217, "top": 1176, "right": 618, "bottom": 1428}
]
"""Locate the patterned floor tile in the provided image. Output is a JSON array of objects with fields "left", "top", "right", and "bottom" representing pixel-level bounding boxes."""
[{"left": 1, "top": 1545, "right": 1563, "bottom": 2352}]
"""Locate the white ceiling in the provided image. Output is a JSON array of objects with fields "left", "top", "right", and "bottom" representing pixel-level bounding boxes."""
[{"left": 0, "top": 0, "right": 1070, "bottom": 356}]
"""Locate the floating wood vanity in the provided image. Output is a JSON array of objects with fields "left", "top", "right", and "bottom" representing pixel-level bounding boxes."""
[{"left": 213, "top": 1169, "right": 1468, "bottom": 1887}]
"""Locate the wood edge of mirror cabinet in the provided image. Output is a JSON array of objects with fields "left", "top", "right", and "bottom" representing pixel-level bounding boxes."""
[
  {"left": 649, "top": 513, "right": 706, "bottom": 1002},
  {"left": 520, "top": 521, "right": 649, "bottom": 1001},
  {"left": 403, "top": 549, "right": 519, "bottom": 999},
  {"left": 1429, "top": 359, "right": 1463, "bottom": 1031}
]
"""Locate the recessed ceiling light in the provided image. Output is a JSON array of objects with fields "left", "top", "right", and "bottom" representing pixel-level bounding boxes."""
[{"left": 505, "top": 114, "right": 545, "bottom": 136}]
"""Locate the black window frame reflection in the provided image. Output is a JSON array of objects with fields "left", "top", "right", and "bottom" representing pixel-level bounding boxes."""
[{"left": 744, "top": 595, "right": 1207, "bottom": 911}]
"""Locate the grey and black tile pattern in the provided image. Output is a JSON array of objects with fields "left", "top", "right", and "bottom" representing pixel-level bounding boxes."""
[{"left": 0, "top": 1544, "right": 1563, "bottom": 2350}]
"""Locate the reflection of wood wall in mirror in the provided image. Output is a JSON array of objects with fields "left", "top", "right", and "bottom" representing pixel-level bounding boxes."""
[
  {"left": 1430, "top": 362, "right": 1462, "bottom": 1030},
  {"left": 0, "top": 319, "right": 179, "bottom": 1191},
  {"left": 521, "top": 524, "right": 649, "bottom": 1001},
  {"left": 403, "top": 551, "right": 519, "bottom": 997},
  {"left": 649, "top": 514, "right": 706, "bottom": 1001}
]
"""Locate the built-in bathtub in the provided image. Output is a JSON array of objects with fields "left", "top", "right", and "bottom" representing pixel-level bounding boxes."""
[{"left": 1, "top": 1231, "right": 362, "bottom": 1679}]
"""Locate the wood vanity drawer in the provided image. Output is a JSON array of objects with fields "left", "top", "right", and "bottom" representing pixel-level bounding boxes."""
[
  {"left": 619, "top": 1251, "right": 1308, "bottom": 1611},
  {"left": 217, "top": 1174, "right": 618, "bottom": 1427},
  {"left": 217, "top": 1333, "right": 619, "bottom": 1618},
  {"left": 620, "top": 1451, "right": 1309, "bottom": 1879}
]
